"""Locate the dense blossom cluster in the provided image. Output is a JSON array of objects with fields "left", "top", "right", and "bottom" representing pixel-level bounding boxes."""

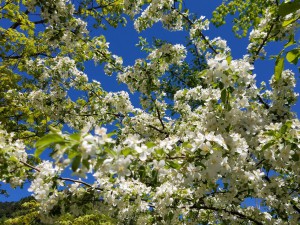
[
  {"left": 0, "top": 127, "right": 27, "bottom": 187},
  {"left": 133, "top": 0, "right": 174, "bottom": 32},
  {"left": 28, "top": 161, "right": 62, "bottom": 212},
  {"left": 1, "top": 0, "right": 300, "bottom": 224}
]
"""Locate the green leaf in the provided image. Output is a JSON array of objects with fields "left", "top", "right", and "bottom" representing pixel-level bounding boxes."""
[
  {"left": 167, "top": 160, "right": 182, "bottom": 169},
  {"left": 9, "top": 156, "right": 18, "bottom": 163},
  {"left": 292, "top": 153, "right": 299, "bottom": 161},
  {"left": 198, "top": 69, "right": 208, "bottom": 77},
  {"left": 178, "top": 0, "right": 183, "bottom": 11},
  {"left": 121, "top": 147, "right": 132, "bottom": 156},
  {"left": 72, "top": 155, "right": 81, "bottom": 172},
  {"left": 280, "top": 125, "right": 288, "bottom": 135},
  {"left": 82, "top": 158, "right": 90, "bottom": 169},
  {"left": 261, "top": 141, "right": 275, "bottom": 151},
  {"left": 284, "top": 34, "right": 295, "bottom": 48},
  {"left": 274, "top": 56, "right": 284, "bottom": 81},
  {"left": 35, "top": 134, "right": 64, "bottom": 157},
  {"left": 151, "top": 169, "right": 158, "bottom": 184},
  {"left": 286, "top": 49, "right": 300, "bottom": 65},
  {"left": 48, "top": 126, "right": 61, "bottom": 133},
  {"left": 26, "top": 115, "right": 34, "bottom": 124},
  {"left": 282, "top": 16, "right": 299, "bottom": 27},
  {"left": 138, "top": 165, "right": 146, "bottom": 179},
  {"left": 182, "top": 142, "right": 192, "bottom": 149},
  {"left": 69, "top": 133, "right": 81, "bottom": 141},
  {"left": 105, "top": 147, "right": 117, "bottom": 157},
  {"left": 280, "top": 120, "right": 293, "bottom": 134},
  {"left": 107, "top": 131, "right": 116, "bottom": 138},
  {"left": 182, "top": 89, "right": 188, "bottom": 95},
  {"left": 68, "top": 148, "right": 79, "bottom": 159},
  {"left": 226, "top": 56, "right": 232, "bottom": 64},
  {"left": 221, "top": 88, "right": 227, "bottom": 104},
  {"left": 94, "top": 158, "right": 106, "bottom": 170},
  {"left": 278, "top": 1, "right": 300, "bottom": 16},
  {"left": 145, "top": 142, "right": 156, "bottom": 148},
  {"left": 285, "top": 120, "right": 293, "bottom": 129},
  {"left": 264, "top": 130, "right": 277, "bottom": 137},
  {"left": 155, "top": 148, "right": 164, "bottom": 156}
]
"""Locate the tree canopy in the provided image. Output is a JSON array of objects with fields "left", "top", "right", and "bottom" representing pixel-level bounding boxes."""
[{"left": 0, "top": 0, "right": 300, "bottom": 224}]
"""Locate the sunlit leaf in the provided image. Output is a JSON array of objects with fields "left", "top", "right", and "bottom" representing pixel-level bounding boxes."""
[
  {"left": 286, "top": 49, "right": 300, "bottom": 65},
  {"left": 167, "top": 160, "right": 182, "bottom": 169},
  {"left": 71, "top": 155, "right": 81, "bottom": 172},
  {"left": 274, "top": 56, "right": 284, "bottom": 81},
  {"left": 262, "top": 141, "right": 275, "bottom": 151},
  {"left": 35, "top": 134, "right": 64, "bottom": 157},
  {"left": 284, "top": 34, "right": 295, "bottom": 48}
]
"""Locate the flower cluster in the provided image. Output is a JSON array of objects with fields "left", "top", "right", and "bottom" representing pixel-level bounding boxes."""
[
  {"left": 28, "top": 161, "right": 63, "bottom": 212},
  {"left": 269, "top": 70, "right": 298, "bottom": 120},
  {"left": 190, "top": 16, "right": 210, "bottom": 39},
  {"left": 134, "top": 0, "right": 175, "bottom": 32},
  {"left": 0, "top": 128, "right": 27, "bottom": 187}
]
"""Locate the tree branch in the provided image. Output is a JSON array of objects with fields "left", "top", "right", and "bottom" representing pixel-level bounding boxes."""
[
  {"left": 20, "top": 160, "right": 40, "bottom": 172},
  {"left": 191, "top": 205, "right": 264, "bottom": 225},
  {"left": 57, "top": 177, "right": 102, "bottom": 191},
  {"left": 10, "top": 10, "right": 29, "bottom": 29},
  {"left": 171, "top": 7, "right": 218, "bottom": 54},
  {"left": 148, "top": 124, "right": 169, "bottom": 135},
  {"left": 8, "top": 0, "right": 120, "bottom": 30},
  {"left": 19, "top": 160, "right": 103, "bottom": 191},
  {"left": 257, "top": 94, "right": 270, "bottom": 109},
  {"left": 155, "top": 106, "right": 166, "bottom": 131},
  {"left": 251, "top": 15, "right": 280, "bottom": 62},
  {"left": 3, "top": 52, "right": 50, "bottom": 60}
]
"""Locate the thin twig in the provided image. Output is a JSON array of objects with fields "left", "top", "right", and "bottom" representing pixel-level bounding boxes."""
[
  {"left": 19, "top": 160, "right": 103, "bottom": 191},
  {"left": 257, "top": 94, "right": 270, "bottom": 109},
  {"left": 190, "top": 205, "right": 263, "bottom": 225},
  {"left": 57, "top": 177, "right": 102, "bottom": 191},
  {"left": 155, "top": 106, "right": 166, "bottom": 130},
  {"left": 4, "top": 53, "right": 50, "bottom": 60},
  {"left": 251, "top": 14, "right": 280, "bottom": 62},
  {"left": 148, "top": 124, "right": 169, "bottom": 135},
  {"left": 20, "top": 160, "right": 40, "bottom": 172},
  {"left": 171, "top": 7, "right": 218, "bottom": 54},
  {"left": 252, "top": 24, "right": 275, "bottom": 61},
  {"left": 255, "top": 159, "right": 265, "bottom": 168}
]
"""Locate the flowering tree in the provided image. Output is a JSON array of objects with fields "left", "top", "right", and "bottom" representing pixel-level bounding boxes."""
[{"left": 1, "top": 0, "right": 300, "bottom": 224}]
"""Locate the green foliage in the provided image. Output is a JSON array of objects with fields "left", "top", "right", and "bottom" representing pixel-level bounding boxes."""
[
  {"left": 211, "top": 0, "right": 273, "bottom": 37},
  {"left": 35, "top": 133, "right": 65, "bottom": 157},
  {"left": 0, "top": 0, "right": 116, "bottom": 147},
  {"left": 278, "top": 0, "right": 300, "bottom": 16},
  {"left": 0, "top": 197, "right": 39, "bottom": 224},
  {"left": 55, "top": 213, "right": 115, "bottom": 225},
  {"left": 77, "top": 0, "right": 126, "bottom": 29},
  {"left": 0, "top": 197, "right": 115, "bottom": 225}
]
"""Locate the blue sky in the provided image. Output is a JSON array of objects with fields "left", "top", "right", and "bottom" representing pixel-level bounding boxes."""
[{"left": 1, "top": 0, "right": 299, "bottom": 203}]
